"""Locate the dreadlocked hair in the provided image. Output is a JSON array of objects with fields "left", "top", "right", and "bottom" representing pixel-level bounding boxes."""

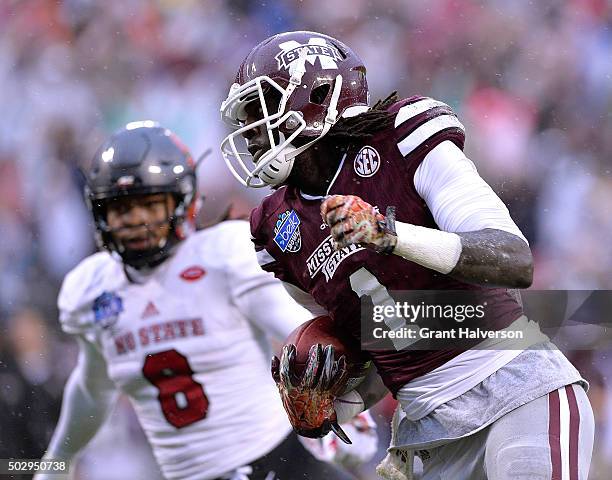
[{"left": 326, "top": 91, "right": 399, "bottom": 146}]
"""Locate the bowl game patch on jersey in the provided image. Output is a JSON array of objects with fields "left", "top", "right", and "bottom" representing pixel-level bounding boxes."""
[
  {"left": 274, "top": 210, "right": 302, "bottom": 253},
  {"left": 92, "top": 291, "right": 123, "bottom": 329}
]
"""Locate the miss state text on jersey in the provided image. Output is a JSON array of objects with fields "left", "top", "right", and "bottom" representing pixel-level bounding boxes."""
[
  {"left": 57, "top": 221, "right": 291, "bottom": 480},
  {"left": 250, "top": 96, "right": 524, "bottom": 396}
]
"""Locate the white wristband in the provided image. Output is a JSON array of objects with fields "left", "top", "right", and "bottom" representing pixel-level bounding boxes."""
[
  {"left": 393, "top": 221, "right": 462, "bottom": 274},
  {"left": 334, "top": 389, "right": 365, "bottom": 424}
]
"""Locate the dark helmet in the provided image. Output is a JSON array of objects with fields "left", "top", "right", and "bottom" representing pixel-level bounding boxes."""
[
  {"left": 220, "top": 30, "right": 369, "bottom": 188},
  {"left": 86, "top": 121, "right": 198, "bottom": 269}
]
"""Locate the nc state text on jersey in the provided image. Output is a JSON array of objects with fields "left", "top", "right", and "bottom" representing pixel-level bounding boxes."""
[{"left": 113, "top": 318, "right": 204, "bottom": 355}]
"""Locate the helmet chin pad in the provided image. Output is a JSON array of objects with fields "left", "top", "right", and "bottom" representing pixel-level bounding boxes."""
[
  {"left": 252, "top": 134, "right": 297, "bottom": 186},
  {"left": 258, "top": 153, "right": 295, "bottom": 186}
]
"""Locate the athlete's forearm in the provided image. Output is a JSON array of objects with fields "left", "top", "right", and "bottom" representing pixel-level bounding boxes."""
[
  {"left": 34, "top": 372, "right": 117, "bottom": 480},
  {"left": 322, "top": 193, "right": 532, "bottom": 288},
  {"left": 450, "top": 228, "right": 533, "bottom": 288},
  {"left": 43, "top": 371, "right": 115, "bottom": 459},
  {"left": 238, "top": 281, "right": 312, "bottom": 340},
  {"left": 36, "top": 339, "right": 117, "bottom": 479},
  {"left": 392, "top": 223, "right": 533, "bottom": 288},
  {"left": 356, "top": 363, "right": 388, "bottom": 410},
  {"left": 334, "top": 364, "right": 387, "bottom": 423}
]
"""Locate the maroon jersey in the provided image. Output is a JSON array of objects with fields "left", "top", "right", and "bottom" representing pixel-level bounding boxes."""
[{"left": 250, "top": 96, "right": 523, "bottom": 395}]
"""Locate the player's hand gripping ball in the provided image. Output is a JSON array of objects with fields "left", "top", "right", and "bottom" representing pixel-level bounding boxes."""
[
  {"left": 271, "top": 343, "right": 353, "bottom": 443},
  {"left": 321, "top": 195, "right": 397, "bottom": 254},
  {"left": 271, "top": 315, "right": 371, "bottom": 444}
]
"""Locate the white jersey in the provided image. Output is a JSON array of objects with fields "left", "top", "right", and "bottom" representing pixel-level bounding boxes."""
[{"left": 58, "top": 221, "right": 300, "bottom": 480}]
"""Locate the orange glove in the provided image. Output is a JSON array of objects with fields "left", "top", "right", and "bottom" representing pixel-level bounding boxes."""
[
  {"left": 271, "top": 344, "right": 352, "bottom": 444},
  {"left": 321, "top": 195, "right": 397, "bottom": 253}
]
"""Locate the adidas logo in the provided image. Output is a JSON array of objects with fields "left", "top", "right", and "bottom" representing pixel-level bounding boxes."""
[{"left": 141, "top": 301, "right": 159, "bottom": 319}]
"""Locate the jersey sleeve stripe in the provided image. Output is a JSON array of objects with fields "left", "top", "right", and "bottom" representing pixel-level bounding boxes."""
[
  {"left": 394, "top": 98, "right": 450, "bottom": 128},
  {"left": 395, "top": 106, "right": 456, "bottom": 145},
  {"left": 256, "top": 248, "right": 276, "bottom": 267},
  {"left": 397, "top": 115, "right": 465, "bottom": 158}
]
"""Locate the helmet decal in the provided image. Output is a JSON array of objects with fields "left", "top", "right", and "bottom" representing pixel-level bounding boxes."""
[{"left": 276, "top": 37, "right": 343, "bottom": 71}]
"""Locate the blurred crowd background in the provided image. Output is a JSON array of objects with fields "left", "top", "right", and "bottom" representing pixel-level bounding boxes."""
[{"left": 0, "top": 0, "right": 610, "bottom": 479}]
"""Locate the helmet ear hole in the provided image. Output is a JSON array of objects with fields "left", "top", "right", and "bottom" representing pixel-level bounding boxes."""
[{"left": 310, "top": 83, "right": 331, "bottom": 105}]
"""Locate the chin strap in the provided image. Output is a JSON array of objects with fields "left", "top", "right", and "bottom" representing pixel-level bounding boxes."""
[
  {"left": 325, "top": 74, "right": 343, "bottom": 125},
  {"left": 276, "top": 46, "right": 309, "bottom": 112},
  {"left": 289, "top": 47, "right": 309, "bottom": 84}
]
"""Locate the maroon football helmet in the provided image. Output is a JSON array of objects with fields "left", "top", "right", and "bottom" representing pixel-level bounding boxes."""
[{"left": 220, "top": 31, "right": 369, "bottom": 187}]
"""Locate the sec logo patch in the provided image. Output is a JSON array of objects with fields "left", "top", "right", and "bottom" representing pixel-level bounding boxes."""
[{"left": 354, "top": 146, "right": 381, "bottom": 177}]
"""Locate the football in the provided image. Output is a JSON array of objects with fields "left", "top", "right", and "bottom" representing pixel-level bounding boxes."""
[{"left": 286, "top": 315, "right": 371, "bottom": 393}]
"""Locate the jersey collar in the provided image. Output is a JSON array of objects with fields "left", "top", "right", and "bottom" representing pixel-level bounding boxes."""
[{"left": 298, "top": 152, "right": 347, "bottom": 201}]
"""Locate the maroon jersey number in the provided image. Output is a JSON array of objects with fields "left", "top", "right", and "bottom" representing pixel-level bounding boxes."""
[{"left": 142, "top": 349, "right": 209, "bottom": 428}]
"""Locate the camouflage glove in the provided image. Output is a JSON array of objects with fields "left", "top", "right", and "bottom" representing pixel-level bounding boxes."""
[
  {"left": 321, "top": 195, "right": 397, "bottom": 254},
  {"left": 271, "top": 344, "right": 352, "bottom": 444}
]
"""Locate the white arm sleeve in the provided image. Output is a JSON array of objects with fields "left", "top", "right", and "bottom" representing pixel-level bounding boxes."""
[
  {"left": 224, "top": 222, "right": 312, "bottom": 340},
  {"left": 281, "top": 281, "right": 328, "bottom": 317},
  {"left": 414, "top": 141, "right": 528, "bottom": 243},
  {"left": 235, "top": 281, "right": 312, "bottom": 341},
  {"left": 36, "top": 337, "right": 118, "bottom": 478}
]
